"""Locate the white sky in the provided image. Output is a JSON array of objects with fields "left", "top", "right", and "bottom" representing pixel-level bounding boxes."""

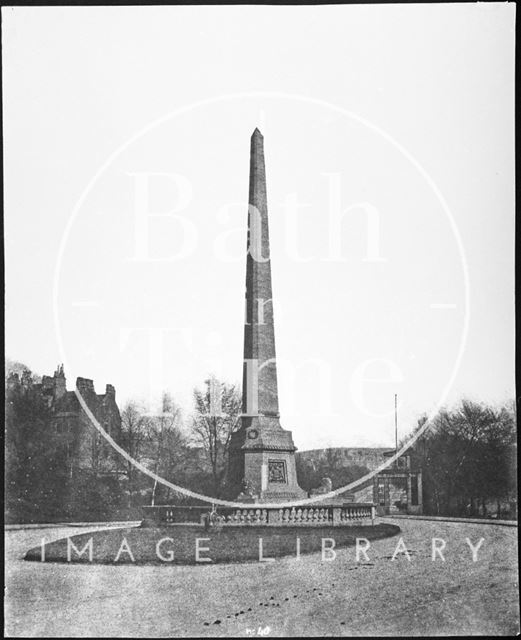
[{"left": 3, "top": 4, "right": 515, "bottom": 449}]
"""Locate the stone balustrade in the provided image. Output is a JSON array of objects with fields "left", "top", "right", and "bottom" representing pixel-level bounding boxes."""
[{"left": 142, "top": 503, "right": 375, "bottom": 527}]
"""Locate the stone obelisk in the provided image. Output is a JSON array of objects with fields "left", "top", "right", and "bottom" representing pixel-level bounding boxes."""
[{"left": 227, "top": 129, "right": 306, "bottom": 502}]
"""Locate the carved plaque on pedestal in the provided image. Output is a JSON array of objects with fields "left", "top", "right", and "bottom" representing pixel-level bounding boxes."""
[{"left": 268, "top": 460, "right": 287, "bottom": 483}]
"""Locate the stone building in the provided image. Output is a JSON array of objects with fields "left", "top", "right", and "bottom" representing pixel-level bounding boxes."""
[
  {"left": 296, "top": 447, "right": 423, "bottom": 514},
  {"left": 349, "top": 450, "right": 423, "bottom": 515},
  {"left": 6, "top": 365, "right": 121, "bottom": 476}
]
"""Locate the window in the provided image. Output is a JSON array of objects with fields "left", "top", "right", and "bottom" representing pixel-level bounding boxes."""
[{"left": 377, "top": 480, "right": 386, "bottom": 506}]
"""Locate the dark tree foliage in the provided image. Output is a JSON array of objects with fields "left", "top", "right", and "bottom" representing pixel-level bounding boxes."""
[
  {"left": 65, "top": 472, "right": 123, "bottom": 521},
  {"left": 406, "top": 400, "right": 517, "bottom": 518},
  {"left": 5, "top": 373, "right": 69, "bottom": 523}
]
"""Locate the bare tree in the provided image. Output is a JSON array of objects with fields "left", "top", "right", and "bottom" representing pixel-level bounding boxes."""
[
  {"left": 120, "top": 401, "right": 150, "bottom": 507},
  {"left": 149, "top": 391, "right": 185, "bottom": 505},
  {"left": 191, "top": 377, "right": 241, "bottom": 498}
]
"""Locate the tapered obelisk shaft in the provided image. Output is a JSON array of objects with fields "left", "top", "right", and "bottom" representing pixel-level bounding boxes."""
[
  {"left": 242, "top": 128, "right": 279, "bottom": 418},
  {"left": 227, "top": 129, "right": 305, "bottom": 502}
]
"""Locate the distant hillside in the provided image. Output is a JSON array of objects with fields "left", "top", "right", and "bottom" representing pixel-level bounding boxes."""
[{"left": 297, "top": 447, "right": 392, "bottom": 472}]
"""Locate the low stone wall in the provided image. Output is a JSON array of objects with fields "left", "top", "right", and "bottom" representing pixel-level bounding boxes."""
[{"left": 142, "top": 503, "right": 376, "bottom": 527}]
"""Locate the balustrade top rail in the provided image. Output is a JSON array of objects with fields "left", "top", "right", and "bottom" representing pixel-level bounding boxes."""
[
  {"left": 143, "top": 502, "right": 375, "bottom": 510},
  {"left": 142, "top": 503, "right": 376, "bottom": 527}
]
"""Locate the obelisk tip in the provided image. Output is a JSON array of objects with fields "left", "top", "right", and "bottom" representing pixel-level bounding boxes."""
[{"left": 252, "top": 127, "right": 263, "bottom": 139}]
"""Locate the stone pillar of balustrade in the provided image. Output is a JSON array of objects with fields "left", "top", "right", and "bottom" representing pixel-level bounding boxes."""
[{"left": 267, "top": 508, "right": 281, "bottom": 524}]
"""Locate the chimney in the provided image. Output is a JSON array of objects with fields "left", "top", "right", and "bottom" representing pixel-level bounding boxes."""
[
  {"left": 76, "top": 377, "right": 95, "bottom": 395},
  {"left": 53, "top": 364, "right": 66, "bottom": 400},
  {"left": 105, "top": 383, "right": 115, "bottom": 398}
]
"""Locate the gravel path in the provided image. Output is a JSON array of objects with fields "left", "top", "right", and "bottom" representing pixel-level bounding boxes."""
[{"left": 5, "top": 518, "right": 519, "bottom": 637}]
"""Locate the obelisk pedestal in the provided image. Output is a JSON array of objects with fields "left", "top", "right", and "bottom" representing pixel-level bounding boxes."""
[{"left": 227, "top": 129, "right": 307, "bottom": 503}]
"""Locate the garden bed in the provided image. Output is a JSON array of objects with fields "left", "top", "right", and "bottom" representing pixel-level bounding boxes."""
[{"left": 25, "top": 523, "right": 400, "bottom": 565}]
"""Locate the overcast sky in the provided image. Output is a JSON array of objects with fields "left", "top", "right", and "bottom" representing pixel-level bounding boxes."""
[{"left": 3, "top": 4, "right": 515, "bottom": 449}]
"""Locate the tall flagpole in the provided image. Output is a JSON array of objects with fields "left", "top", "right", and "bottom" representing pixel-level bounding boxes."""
[{"left": 395, "top": 393, "right": 398, "bottom": 456}]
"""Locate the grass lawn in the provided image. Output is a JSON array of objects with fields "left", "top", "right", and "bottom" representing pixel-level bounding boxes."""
[{"left": 25, "top": 523, "right": 400, "bottom": 565}]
